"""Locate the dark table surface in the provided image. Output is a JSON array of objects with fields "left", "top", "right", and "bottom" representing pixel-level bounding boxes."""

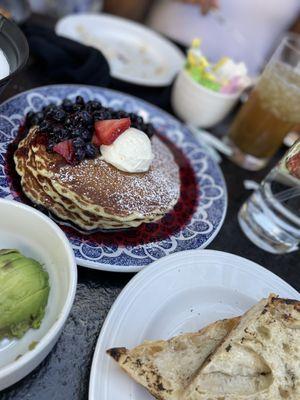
[{"left": 1, "top": 34, "right": 300, "bottom": 400}]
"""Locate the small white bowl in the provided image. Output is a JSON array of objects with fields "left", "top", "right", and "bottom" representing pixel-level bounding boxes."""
[
  {"left": 171, "top": 69, "right": 241, "bottom": 128},
  {"left": 0, "top": 199, "right": 77, "bottom": 391}
]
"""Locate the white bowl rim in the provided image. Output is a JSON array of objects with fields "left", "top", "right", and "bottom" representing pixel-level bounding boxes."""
[
  {"left": 0, "top": 198, "right": 77, "bottom": 379},
  {"left": 180, "top": 68, "right": 242, "bottom": 100}
]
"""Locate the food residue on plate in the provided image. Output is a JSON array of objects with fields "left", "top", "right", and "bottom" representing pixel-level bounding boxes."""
[
  {"left": 75, "top": 24, "right": 165, "bottom": 80},
  {"left": 29, "top": 340, "right": 39, "bottom": 351}
]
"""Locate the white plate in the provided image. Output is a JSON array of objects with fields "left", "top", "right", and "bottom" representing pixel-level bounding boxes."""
[
  {"left": 55, "top": 13, "right": 185, "bottom": 86},
  {"left": 89, "top": 249, "right": 300, "bottom": 400}
]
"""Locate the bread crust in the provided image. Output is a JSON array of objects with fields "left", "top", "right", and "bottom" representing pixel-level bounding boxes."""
[
  {"left": 107, "top": 318, "right": 240, "bottom": 400},
  {"left": 183, "top": 295, "right": 300, "bottom": 400},
  {"left": 107, "top": 295, "right": 300, "bottom": 400}
]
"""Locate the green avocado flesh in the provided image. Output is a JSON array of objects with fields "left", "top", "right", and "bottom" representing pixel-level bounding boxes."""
[{"left": 0, "top": 249, "right": 50, "bottom": 340}]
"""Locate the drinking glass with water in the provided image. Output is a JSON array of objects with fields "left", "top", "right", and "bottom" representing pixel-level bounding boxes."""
[{"left": 239, "top": 139, "right": 300, "bottom": 253}]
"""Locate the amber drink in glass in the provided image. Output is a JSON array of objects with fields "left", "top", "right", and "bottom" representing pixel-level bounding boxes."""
[{"left": 225, "top": 35, "right": 300, "bottom": 170}]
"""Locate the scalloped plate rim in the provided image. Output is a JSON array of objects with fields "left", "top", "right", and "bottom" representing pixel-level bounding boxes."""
[{"left": 0, "top": 84, "right": 227, "bottom": 272}]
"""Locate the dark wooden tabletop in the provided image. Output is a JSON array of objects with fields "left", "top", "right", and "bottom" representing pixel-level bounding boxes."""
[{"left": 1, "top": 40, "right": 299, "bottom": 400}]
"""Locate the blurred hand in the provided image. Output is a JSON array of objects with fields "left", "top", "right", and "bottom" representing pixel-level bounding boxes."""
[
  {"left": 0, "top": 7, "right": 11, "bottom": 18},
  {"left": 183, "top": 0, "right": 219, "bottom": 15}
]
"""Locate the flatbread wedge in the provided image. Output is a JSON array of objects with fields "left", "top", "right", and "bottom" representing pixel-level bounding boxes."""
[
  {"left": 107, "top": 317, "right": 240, "bottom": 400},
  {"left": 183, "top": 294, "right": 300, "bottom": 400}
]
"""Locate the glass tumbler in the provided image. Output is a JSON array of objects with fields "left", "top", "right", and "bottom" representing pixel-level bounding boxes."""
[
  {"left": 238, "top": 139, "right": 300, "bottom": 253},
  {"left": 224, "top": 34, "right": 300, "bottom": 170}
]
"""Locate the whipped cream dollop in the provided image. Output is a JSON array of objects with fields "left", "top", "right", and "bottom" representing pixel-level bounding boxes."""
[{"left": 100, "top": 127, "right": 154, "bottom": 173}]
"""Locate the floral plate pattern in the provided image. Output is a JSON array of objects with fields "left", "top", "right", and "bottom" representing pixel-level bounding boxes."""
[{"left": 0, "top": 85, "right": 227, "bottom": 272}]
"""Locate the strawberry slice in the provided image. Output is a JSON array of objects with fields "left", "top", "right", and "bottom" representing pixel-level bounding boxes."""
[
  {"left": 92, "top": 118, "right": 131, "bottom": 146},
  {"left": 53, "top": 139, "right": 76, "bottom": 164},
  {"left": 286, "top": 152, "right": 300, "bottom": 179}
]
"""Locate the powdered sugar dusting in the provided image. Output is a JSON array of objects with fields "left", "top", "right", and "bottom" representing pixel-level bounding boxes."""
[{"left": 51, "top": 136, "right": 180, "bottom": 217}]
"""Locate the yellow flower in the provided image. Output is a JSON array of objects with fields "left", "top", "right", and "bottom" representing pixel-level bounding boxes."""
[{"left": 191, "top": 38, "right": 202, "bottom": 48}]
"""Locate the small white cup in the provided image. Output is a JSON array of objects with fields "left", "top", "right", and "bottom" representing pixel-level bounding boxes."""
[{"left": 171, "top": 69, "right": 242, "bottom": 128}]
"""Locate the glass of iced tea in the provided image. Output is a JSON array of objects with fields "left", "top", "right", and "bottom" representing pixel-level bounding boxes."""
[{"left": 224, "top": 34, "right": 300, "bottom": 170}]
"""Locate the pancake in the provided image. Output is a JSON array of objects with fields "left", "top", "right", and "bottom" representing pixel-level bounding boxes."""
[
  {"left": 14, "top": 126, "right": 180, "bottom": 230},
  {"left": 16, "top": 132, "right": 159, "bottom": 230},
  {"left": 15, "top": 131, "right": 107, "bottom": 229}
]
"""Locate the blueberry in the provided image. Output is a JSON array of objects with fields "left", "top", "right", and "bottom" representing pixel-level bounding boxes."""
[
  {"left": 75, "top": 95, "right": 85, "bottom": 106},
  {"left": 43, "top": 103, "right": 56, "bottom": 114},
  {"left": 73, "top": 137, "right": 85, "bottom": 148},
  {"left": 132, "top": 116, "right": 143, "bottom": 130},
  {"left": 85, "top": 143, "right": 97, "bottom": 158},
  {"left": 52, "top": 109, "right": 66, "bottom": 122},
  {"left": 39, "top": 120, "right": 50, "bottom": 133},
  {"left": 105, "top": 107, "right": 114, "bottom": 117},
  {"left": 65, "top": 117, "right": 73, "bottom": 127},
  {"left": 109, "top": 111, "right": 118, "bottom": 119},
  {"left": 73, "top": 115, "right": 85, "bottom": 128},
  {"left": 66, "top": 127, "right": 75, "bottom": 138},
  {"left": 106, "top": 111, "right": 113, "bottom": 119},
  {"left": 91, "top": 100, "right": 102, "bottom": 110},
  {"left": 115, "top": 110, "right": 128, "bottom": 118},
  {"left": 62, "top": 98, "right": 73, "bottom": 113},
  {"left": 45, "top": 105, "right": 59, "bottom": 118},
  {"left": 72, "top": 128, "right": 84, "bottom": 138},
  {"left": 93, "top": 111, "right": 104, "bottom": 121},
  {"left": 129, "top": 112, "right": 137, "bottom": 121},
  {"left": 26, "top": 110, "right": 35, "bottom": 120},
  {"left": 28, "top": 111, "right": 44, "bottom": 126},
  {"left": 37, "top": 111, "right": 44, "bottom": 120},
  {"left": 57, "top": 128, "right": 69, "bottom": 141},
  {"left": 47, "top": 139, "right": 56, "bottom": 152},
  {"left": 81, "top": 129, "right": 92, "bottom": 141},
  {"left": 95, "top": 111, "right": 107, "bottom": 120},
  {"left": 25, "top": 111, "right": 35, "bottom": 126},
  {"left": 72, "top": 104, "right": 83, "bottom": 112},
  {"left": 73, "top": 137, "right": 86, "bottom": 161},
  {"left": 145, "top": 123, "right": 155, "bottom": 138},
  {"left": 52, "top": 126, "right": 61, "bottom": 134},
  {"left": 85, "top": 101, "right": 93, "bottom": 113},
  {"left": 79, "top": 111, "right": 93, "bottom": 127},
  {"left": 75, "top": 147, "right": 86, "bottom": 161}
]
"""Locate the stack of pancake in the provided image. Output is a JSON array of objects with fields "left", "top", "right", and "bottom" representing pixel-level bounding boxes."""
[{"left": 14, "top": 127, "right": 180, "bottom": 230}]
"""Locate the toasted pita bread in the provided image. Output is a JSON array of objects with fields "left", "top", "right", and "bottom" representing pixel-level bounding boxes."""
[
  {"left": 183, "top": 295, "right": 300, "bottom": 400},
  {"left": 107, "top": 317, "right": 239, "bottom": 400}
]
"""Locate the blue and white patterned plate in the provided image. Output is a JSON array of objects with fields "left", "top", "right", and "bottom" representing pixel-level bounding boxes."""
[{"left": 0, "top": 85, "right": 227, "bottom": 272}]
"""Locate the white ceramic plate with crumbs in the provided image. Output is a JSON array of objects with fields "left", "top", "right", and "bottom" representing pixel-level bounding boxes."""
[
  {"left": 55, "top": 13, "right": 185, "bottom": 87},
  {"left": 89, "top": 249, "right": 300, "bottom": 400}
]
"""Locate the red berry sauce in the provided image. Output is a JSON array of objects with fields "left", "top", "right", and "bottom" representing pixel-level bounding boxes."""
[{"left": 5, "top": 126, "right": 199, "bottom": 247}]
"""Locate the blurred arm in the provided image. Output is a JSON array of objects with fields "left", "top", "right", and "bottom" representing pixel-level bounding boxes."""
[
  {"left": 290, "top": 14, "right": 300, "bottom": 34},
  {"left": 103, "top": 0, "right": 153, "bottom": 21}
]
